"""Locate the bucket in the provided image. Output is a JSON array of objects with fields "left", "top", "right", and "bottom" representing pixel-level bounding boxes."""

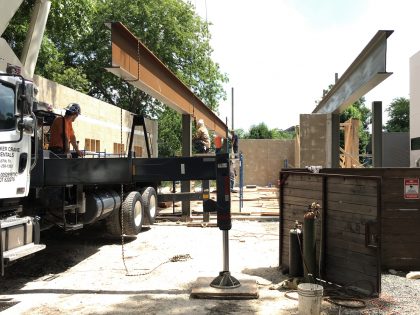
[{"left": 297, "top": 283, "right": 323, "bottom": 315}]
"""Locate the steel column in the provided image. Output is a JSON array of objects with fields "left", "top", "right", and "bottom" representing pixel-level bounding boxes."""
[
  {"left": 181, "top": 114, "right": 191, "bottom": 219},
  {"left": 372, "top": 101, "right": 383, "bottom": 167}
]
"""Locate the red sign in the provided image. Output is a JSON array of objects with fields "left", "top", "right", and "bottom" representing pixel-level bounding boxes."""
[{"left": 404, "top": 178, "right": 419, "bottom": 199}]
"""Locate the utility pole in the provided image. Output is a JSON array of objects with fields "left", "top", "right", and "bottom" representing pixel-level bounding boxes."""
[{"left": 231, "top": 87, "right": 234, "bottom": 131}]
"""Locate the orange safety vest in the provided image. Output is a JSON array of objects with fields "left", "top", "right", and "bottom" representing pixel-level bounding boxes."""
[
  {"left": 49, "top": 116, "right": 75, "bottom": 151},
  {"left": 214, "top": 135, "right": 222, "bottom": 149}
]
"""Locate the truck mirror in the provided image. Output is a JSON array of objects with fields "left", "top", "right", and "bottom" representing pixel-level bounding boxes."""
[{"left": 18, "top": 116, "right": 35, "bottom": 133}]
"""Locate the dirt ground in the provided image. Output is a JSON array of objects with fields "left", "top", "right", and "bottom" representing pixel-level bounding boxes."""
[{"left": 0, "top": 187, "right": 418, "bottom": 314}]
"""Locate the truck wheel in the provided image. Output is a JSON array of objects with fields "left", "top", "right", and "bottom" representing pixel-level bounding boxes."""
[
  {"left": 122, "top": 191, "right": 144, "bottom": 235},
  {"left": 142, "top": 187, "right": 157, "bottom": 225},
  {"left": 105, "top": 191, "right": 144, "bottom": 236}
]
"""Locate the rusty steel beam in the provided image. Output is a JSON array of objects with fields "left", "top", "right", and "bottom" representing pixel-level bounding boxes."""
[
  {"left": 313, "top": 30, "right": 393, "bottom": 114},
  {"left": 105, "top": 22, "right": 227, "bottom": 136}
]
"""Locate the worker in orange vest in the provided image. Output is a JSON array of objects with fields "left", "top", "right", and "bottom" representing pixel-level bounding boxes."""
[
  {"left": 49, "top": 103, "right": 83, "bottom": 157},
  {"left": 214, "top": 134, "right": 223, "bottom": 154}
]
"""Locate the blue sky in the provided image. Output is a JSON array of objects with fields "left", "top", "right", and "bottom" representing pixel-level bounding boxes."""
[{"left": 191, "top": 0, "right": 420, "bottom": 131}]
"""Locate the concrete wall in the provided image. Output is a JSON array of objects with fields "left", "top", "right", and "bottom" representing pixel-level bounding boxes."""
[
  {"left": 34, "top": 76, "right": 158, "bottom": 157},
  {"left": 238, "top": 139, "right": 295, "bottom": 187},
  {"left": 410, "top": 51, "right": 420, "bottom": 167},
  {"left": 299, "top": 113, "right": 328, "bottom": 167}
]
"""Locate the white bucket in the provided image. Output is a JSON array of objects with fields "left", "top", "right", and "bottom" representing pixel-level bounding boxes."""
[{"left": 297, "top": 283, "right": 323, "bottom": 315}]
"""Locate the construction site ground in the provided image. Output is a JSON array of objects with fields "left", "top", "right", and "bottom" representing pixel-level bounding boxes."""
[{"left": 0, "top": 186, "right": 418, "bottom": 314}]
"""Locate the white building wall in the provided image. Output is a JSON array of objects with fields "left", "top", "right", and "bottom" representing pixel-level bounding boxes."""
[
  {"left": 410, "top": 51, "right": 420, "bottom": 167},
  {"left": 33, "top": 76, "right": 158, "bottom": 157}
]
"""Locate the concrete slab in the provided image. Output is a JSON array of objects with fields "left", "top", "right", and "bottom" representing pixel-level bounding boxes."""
[{"left": 191, "top": 277, "right": 258, "bottom": 299}]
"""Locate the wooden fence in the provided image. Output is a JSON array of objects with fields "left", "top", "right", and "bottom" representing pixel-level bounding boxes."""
[{"left": 280, "top": 171, "right": 382, "bottom": 294}]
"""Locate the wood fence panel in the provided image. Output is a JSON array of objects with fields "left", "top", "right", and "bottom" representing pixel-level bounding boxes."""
[{"left": 279, "top": 171, "right": 381, "bottom": 295}]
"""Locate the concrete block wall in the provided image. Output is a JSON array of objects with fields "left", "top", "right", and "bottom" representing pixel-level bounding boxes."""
[
  {"left": 34, "top": 76, "right": 158, "bottom": 157},
  {"left": 299, "top": 113, "right": 328, "bottom": 167},
  {"left": 237, "top": 139, "right": 295, "bottom": 187}
]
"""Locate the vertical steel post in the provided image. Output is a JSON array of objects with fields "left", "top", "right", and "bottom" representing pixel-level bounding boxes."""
[
  {"left": 231, "top": 87, "right": 234, "bottom": 131},
  {"left": 372, "top": 101, "right": 383, "bottom": 167},
  {"left": 222, "top": 230, "right": 229, "bottom": 271},
  {"left": 239, "top": 153, "right": 244, "bottom": 210},
  {"left": 181, "top": 114, "right": 191, "bottom": 219}
]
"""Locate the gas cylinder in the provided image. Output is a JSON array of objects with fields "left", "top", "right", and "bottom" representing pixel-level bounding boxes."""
[
  {"left": 289, "top": 221, "right": 303, "bottom": 277},
  {"left": 303, "top": 202, "right": 319, "bottom": 282}
]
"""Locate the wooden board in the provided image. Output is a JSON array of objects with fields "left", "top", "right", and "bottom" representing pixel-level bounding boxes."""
[{"left": 190, "top": 277, "right": 258, "bottom": 299}]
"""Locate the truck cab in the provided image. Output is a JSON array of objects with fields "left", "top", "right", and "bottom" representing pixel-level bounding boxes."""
[{"left": 0, "top": 72, "right": 45, "bottom": 274}]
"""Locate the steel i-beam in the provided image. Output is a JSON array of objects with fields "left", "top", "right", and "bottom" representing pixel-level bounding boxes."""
[
  {"left": 105, "top": 22, "right": 227, "bottom": 136},
  {"left": 313, "top": 30, "right": 393, "bottom": 114}
]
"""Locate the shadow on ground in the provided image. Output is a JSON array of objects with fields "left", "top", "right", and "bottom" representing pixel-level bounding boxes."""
[{"left": 0, "top": 223, "right": 144, "bottom": 293}]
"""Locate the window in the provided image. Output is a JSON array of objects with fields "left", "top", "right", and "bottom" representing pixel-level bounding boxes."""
[
  {"left": 85, "top": 138, "right": 101, "bottom": 152},
  {"left": 0, "top": 82, "right": 16, "bottom": 130},
  {"left": 411, "top": 137, "right": 420, "bottom": 151},
  {"left": 113, "top": 143, "right": 125, "bottom": 156},
  {"left": 134, "top": 145, "right": 143, "bottom": 157}
]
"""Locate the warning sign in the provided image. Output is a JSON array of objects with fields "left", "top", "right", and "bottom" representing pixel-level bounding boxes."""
[{"left": 404, "top": 178, "right": 419, "bottom": 199}]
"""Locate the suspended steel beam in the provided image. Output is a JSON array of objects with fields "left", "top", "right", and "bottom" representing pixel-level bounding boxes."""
[
  {"left": 105, "top": 22, "right": 227, "bottom": 136},
  {"left": 313, "top": 30, "right": 393, "bottom": 114}
]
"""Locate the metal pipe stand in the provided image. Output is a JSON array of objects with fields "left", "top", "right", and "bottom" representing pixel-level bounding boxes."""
[{"left": 210, "top": 230, "right": 241, "bottom": 289}]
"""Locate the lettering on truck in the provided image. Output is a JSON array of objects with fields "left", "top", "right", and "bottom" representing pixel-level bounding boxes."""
[{"left": 0, "top": 146, "right": 20, "bottom": 182}]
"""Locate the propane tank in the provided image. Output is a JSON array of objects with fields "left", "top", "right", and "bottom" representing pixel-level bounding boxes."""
[
  {"left": 303, "top": 202, "right": 320, "bottom": 282},
  {"left": 289, "top": 220, "right": 303, "bottom": 277}
]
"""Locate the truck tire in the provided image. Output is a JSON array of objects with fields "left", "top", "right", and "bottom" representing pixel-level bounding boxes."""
[
  {"left": 105, "top": 191, "right": 144, "bottom": 236},
  {"left": 142, "top": 187, "right": 157, "bottom": 225}
]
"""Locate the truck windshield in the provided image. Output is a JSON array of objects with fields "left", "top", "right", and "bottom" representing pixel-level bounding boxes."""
[{"left": 0, "top": 82, "right": 16, "bottom": 130}]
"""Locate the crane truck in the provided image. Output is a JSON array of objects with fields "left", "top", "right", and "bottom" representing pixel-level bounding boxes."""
[{"left": 0, "top": 0, "right": 232, "bottom": 275}]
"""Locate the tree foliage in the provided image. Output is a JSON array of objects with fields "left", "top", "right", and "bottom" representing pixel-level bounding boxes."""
[
  {"left": 4, "top": 0, "right": 228, "bottom": 156},
  {"left": 384, "top": 97, "right": 409, "bottom": 132},
  {"left": 241, "top": 123, "right": 295, "bottom": 139},
  {"left": 248, "top": 123, "right": 272, "bottom": 139}
]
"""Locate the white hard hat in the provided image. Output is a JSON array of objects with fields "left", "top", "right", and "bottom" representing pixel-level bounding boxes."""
[{"left": 197, "top": 119, "right": 204, "bottom": 126}]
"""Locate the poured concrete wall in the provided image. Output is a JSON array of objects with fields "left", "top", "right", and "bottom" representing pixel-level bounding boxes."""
[
  {"left": 34, "top": 76, "right": 158, "bottom": 157},
  {"left": 410, "top": 51, "right": 420, "bottom": 167},
  {"left": 238, "top": 139, "right": 295, "bottom": 187}
]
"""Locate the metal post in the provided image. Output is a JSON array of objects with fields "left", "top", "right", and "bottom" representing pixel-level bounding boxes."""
[
  {"left": 223, "top": 230, "right": 229, "bottom": 271},
  {"left": 231, "top": 87, "right": 234, "bottom": 131},
  {"left": 372, "top": 101, "right": 383, "bottom": 167},
  {"left": 210, "top": 230, "right": 240, "bottom": 289},
  {"left": 202, "top": 180, "right": 210, "bottom": 222},
  {"left": 239, "top": 153, "right": 244, "bottom": 210},
  {"left": 181, "top": 114, "right": 191, "bottom": 220}
]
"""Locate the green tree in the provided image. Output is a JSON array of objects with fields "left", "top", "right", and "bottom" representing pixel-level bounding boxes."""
[
  {"left": 3, "top": 0, "right": 95, "bottom": 92},
  {"left": 235, "top": 128, "right": 247, "bottom": 139},
  {"left": 5, "top": 0, "right": 228, "bottom": 157},
  {"left": 247, "top": 123, "right": 273, "bottom": 139},
  {"left": 271, "top": 128, "right": 295, "bottom": 140},
  {"left": 157, "top": 109, "right": 182, "bottom": 157},
  {"left": 384, "top": 97, "right": 409, "bottom": 132}
]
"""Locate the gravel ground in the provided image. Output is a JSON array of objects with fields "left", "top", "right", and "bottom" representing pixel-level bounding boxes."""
[{"left": 0, "top": 219, "right": 418, "bottom": 314}]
